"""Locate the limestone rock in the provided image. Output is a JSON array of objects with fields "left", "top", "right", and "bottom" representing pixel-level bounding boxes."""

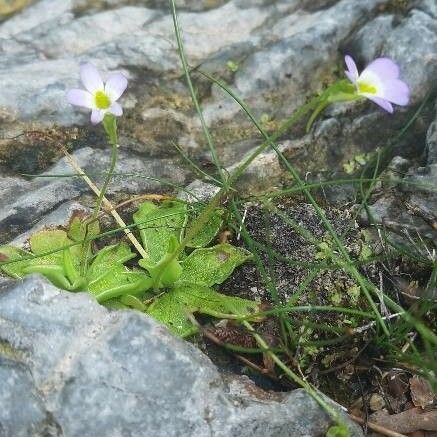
[{"left": 0, "top": 275, "right": 364, "bottom": 437}]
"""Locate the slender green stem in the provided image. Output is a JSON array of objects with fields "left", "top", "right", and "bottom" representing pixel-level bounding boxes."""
[
  {"left": 260, "top": 305, "right": 375, "bottom": 319},
  {"left": 166, "top": 1, "right": 352, "bottom": 426},
  {"left": 153, "top": 0, "right": 318, "bottom": 289},
  {"left": 91, "top": 142, "right": 118, "bottom": 222},
  {"left": 81, "top": 115, "right": 119, "bottom": 275},
  {"left": 305, "top": 100, "right": 329, "bottom": 132},
  {"left": 427, "top": 262, "right": 437, "bottom": 293},
  {"left": 171, "top": 141, "right": 223, "bottom": 186},
  {"left": 91, "top": 114, "right": 119, "bottom": 222}
]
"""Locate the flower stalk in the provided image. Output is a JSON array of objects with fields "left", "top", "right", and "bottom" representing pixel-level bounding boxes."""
[
  {"left": 90, "top": 114, "right": 118, "bottom": 223},
  {"left": 80, "top": 115, "right": 119, "bottom": 273}
]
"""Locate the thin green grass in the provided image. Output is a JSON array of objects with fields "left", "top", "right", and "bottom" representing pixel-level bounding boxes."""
[
  {"left": 199, "top": 65, "right": 390, "bottom": 335},
  {"left": 168, "top": 0, "right": 436, "bottom": 412},
  {"left": 197, "top": 67, "right": 437, "bottom": 340},
  {"left": 20, "top": 171, "right": 205, "bottom": 201},
  {"left": 168, "top": 0, "right": 352, "bottom": 426}
]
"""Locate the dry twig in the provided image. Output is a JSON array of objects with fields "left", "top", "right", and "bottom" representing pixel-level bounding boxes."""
[
  {"left": 61, "top": 146, "right": 148, "bottom": 259},
  {"left": 348, "top": 413, "right": 408, "bottom": 437}
]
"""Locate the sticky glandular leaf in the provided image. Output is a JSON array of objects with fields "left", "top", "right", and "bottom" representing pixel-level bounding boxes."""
[
  {"left": 146, "top": 284, "right": 260, "bottom": 337},
  {"left": 146, "top": 291, "right": 198, "bottom": 338},
  {"left": 67, "top": 215, "right": 100, "bottom": 244},
  {"left": 29, "top": 229, "right": 81, "bottom": 269},
  {"left": 87, "top": 243, "right": 149, "bottom": 296},
  {"left": 326, "top": 425, "right": 349, "bottom": 437},
  {"left": 178, "top": 243, "right": 253, "bottom": 287},
  {"left": 133, "top": 200, "right": 187, "bottom": 264},
  {"left": 87, "top": 243, "right": 136, "bottom": 279},
  {"left": 0, "top": 246, "right": 33, "bottom": 278},
  {"left": 185, "top": 204, "right": 224, "bottom": 248},
  {"left": 0, "top": 229, "right": 83, "bottom": 290},
  {"left": 175, "top": 285, "right": 260, "bottom": 318}
]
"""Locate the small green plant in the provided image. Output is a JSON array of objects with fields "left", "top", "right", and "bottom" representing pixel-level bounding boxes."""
[
  {"left": 0, "top": 201, "right": 260, "bottom": 337},
  {"left": 226, "top": 60, "right": 239, "bottom": 73},
  {"left": 342, "top": 151, "right": 375, "bottom": 175}
]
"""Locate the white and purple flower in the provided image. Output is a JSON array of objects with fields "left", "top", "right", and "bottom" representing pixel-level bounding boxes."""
[
  {"left": 67, "top": 63, "right": 127, "bottom": 124},
  {"left": 344, "top": 55, "right": 409, "bottom": 113}
]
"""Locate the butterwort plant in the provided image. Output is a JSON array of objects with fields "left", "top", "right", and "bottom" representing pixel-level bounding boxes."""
[
  {"left": 0, "top": 201, "right": 262, "bottom": 337},
  {"left": 1, "top": 62, "right": 262, "bottom": 336}
]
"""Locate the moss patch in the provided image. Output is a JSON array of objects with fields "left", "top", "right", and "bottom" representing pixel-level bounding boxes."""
[
  {"left": 0, "top": 0, "right": 32, "bottom": 16},
  {"left": 0, "top": 126, "right": 96, "bottom": 174},
  {"left": 0, "top": 340, "right": 25, "bottom": 362}
]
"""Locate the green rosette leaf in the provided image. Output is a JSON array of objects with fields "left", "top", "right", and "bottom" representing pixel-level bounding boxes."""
[
  {"left": 133, "top": 200, "right": 188, "bottom": 264},
  {"left": 146, "top": 284, "right": 260, "bottom": 337},
  {"left": 87, "top": 243, "right": 152, "bottom": 299},
  {"left": 0, "top": 246, "right": 33, "bottom": 278},
  {"left": 178, "top": 243, "right": 253, "bottom": 287},
  {"left": 185, "top": 204, "right": 224, "bottom": 248}
]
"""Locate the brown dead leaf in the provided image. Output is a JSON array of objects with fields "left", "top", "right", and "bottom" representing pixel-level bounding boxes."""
[
  {"left": 387, "top": 371, "right": 409, "bottom": 398},
  {"left": 385, "top": 370, "right": 409, "bottom": 413},
  {"left": 410, "top": 376, "right": 436, "bottom": 409},
  {"left": 371, "top": 408, "right": 437, "bottom": 434}
]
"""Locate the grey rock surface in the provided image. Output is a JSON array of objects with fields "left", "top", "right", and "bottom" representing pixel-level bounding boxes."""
[
  {"left": 177, "top": 178, "right": 221, "bottom": 203},
  {"left": 0, "top": 146, "right": 190, "bottom": 243},
  {"left": 348, "top": 7, "right": 437, "bottom": 104},
  {"left": 0, "top": 275, "right": 364, "bottom": 437},
  {"left": 426, "top": 102, "right": 437, "bottom": 164},
  {"left": 0, "top": 0, "right": 435, "bottom": 188},
  {"left": 360, "top": 100, "right": 437, "bottom": 246}
]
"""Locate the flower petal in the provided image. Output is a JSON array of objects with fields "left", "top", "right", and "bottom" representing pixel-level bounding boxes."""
[
  {"left": 358, "top": 69, "right": 384, "bottom": 94},
  {"left": 345, "top": 70, "right": 358, "bottom": 84},
  {"left": 380, "top": 79, "right": 409, "bottom": 106},
  {"left": 344, "top": 55, "right": 359, "bottom": 83},
  {"left": 80, "top": 63, "right": 104, "bottom": 94},
  {"left": 66, "top": 89, "right": 94, "bottom": 109},
  {"left": 105, "top": 73, "right": 127, "bottom": 102},
  {"left": 108, "top": 102, "right": 123, "bottom": 116},
  {"left": 91, "top": 109, "right": 105, "bottom": 124},
  {"left": 366, "top": 95, "right": 394, "bottom": 113},
  {"left": 362, "top": 58, "right": 400, "bottom": 81}
]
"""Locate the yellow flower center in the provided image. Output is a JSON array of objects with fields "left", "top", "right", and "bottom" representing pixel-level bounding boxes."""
[
  {"left": 94, "top": 90, "right": 111, "bottom": 109},
  {"left": 357, "top": 81, "right": 377, "bottom": 95}
]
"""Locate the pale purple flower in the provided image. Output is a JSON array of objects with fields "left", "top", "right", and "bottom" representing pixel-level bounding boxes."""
[
  {"left": 344, "top": 55, "right": 409, "bottom": 113},
  {"left": 67, "top": 63, "right": 127, "bottom": 124}
]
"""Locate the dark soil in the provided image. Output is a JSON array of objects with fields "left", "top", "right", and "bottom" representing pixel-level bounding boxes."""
[{"left": 193, "top": 197, "right": 434, "bottom": 408}]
